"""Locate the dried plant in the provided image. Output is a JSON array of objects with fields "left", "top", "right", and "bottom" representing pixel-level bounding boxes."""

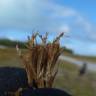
[{"left": 16, "top": 32, "right": 64, "bottom": 88}]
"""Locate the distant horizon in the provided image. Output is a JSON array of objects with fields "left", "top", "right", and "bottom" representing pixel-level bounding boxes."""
[{"left": 0, "top": 36, "right": 96, "bottom": 57}]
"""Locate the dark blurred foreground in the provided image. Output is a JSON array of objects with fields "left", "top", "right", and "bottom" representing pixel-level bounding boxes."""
[{"left": 0, "top": 67, "right": 71, "bottom": 96}]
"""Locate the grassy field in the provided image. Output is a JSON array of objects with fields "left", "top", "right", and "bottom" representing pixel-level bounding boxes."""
[
  {"left": 0, "top": 48, "right": 96, "bottom": 96},
  {"left": 54, "top": 60, "right": 96, "bottom": 96},
  {"left": 0, "top": 48, "right": 22, "bottom": 67},
  {"left": 63, "top": 51, "right": 96, "bottom": 63}
]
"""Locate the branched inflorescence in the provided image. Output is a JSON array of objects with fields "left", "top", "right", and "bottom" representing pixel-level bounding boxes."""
[{"left": 16, "top": 32, "right": 64, "bottom": 88}]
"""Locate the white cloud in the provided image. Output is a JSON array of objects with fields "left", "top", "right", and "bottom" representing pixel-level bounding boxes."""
[
  {"left": 62, "top": 8, "right": 76, "bottom": 17},
  {"left": 0, "top": 0, "right": 95, "bottom": 40},
  {"left": 59, "top": 25, "right": 70, "bottom": 33},
  {"left": 75, "top": 15, "right": 96, "bottom": 42},
  {"left": 76, "top": 16, "right": 92, "bottom": 32},
  {"left": 51, "top": 6, "right": 76, "bottom": 17}
]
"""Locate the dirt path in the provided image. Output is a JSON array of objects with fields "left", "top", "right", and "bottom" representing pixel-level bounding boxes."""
[{"left": 59, "top": 55, "right": 96, "bottom": 72}]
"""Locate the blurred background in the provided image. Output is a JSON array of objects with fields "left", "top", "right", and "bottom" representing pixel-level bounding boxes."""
[
  {"left": 0, "top": 0, "right": 96, "bottom": 96},
  {"left": 0, "top": 0, "right": 96, "bottom": 56}
]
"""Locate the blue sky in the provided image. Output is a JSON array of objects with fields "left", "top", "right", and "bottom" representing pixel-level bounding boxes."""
[{"left": 0, "top": 0, "right": 96, "bottom": 56}]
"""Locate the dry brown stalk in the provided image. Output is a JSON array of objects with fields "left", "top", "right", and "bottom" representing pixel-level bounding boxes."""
[{"left": 16, "top": 32, "right": 64, "bottom": 88}]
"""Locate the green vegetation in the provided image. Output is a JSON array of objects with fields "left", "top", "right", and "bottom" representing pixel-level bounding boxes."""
[
  {"left": 0, "top": 38, "right": 26, "bottom": 48},
  {"left": 0, "top": 38, "right": 73, "bottom": 53},
  {"left": 62, "top": 46, "right": 73, "bottom": 54}
]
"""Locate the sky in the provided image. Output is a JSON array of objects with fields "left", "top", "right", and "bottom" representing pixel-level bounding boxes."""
[{"left": 0, "top": 0, "right": 96, "bottom": 56}]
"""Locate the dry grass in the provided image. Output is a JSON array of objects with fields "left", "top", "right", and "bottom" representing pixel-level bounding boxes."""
[{"left": 16, "top": 32, "right": 64, "bottom": 88}]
